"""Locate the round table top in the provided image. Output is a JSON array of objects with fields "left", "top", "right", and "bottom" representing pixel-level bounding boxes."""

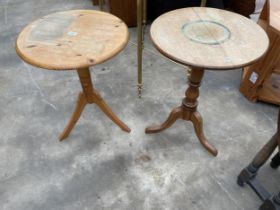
[
  {"left": 16, "top": 10, "right": 129, "bottom": 70},
  {"left": 150, "top": 7, "right": 269, "bottom": 70}
]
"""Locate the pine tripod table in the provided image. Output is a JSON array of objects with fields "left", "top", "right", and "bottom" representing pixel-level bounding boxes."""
[
  {"left": 146, "top": 7, "right": 269, "bottom": 156},
  {"left": 16, "top": 10, "right": 131, "bottom": 140}
]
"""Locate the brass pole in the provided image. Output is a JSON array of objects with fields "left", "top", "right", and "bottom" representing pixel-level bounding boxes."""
[
  {"left": 99, "top": 0, "right": 103, "bottom": 11},
  {"left": 137, "top": 0, "right": 143, "bottom": 97},
  {"left": 200, "top": 0, "right": 207, "bottom": 7},
  {"left": 143, "top": 0, "right": 147, "bottom": 24}
]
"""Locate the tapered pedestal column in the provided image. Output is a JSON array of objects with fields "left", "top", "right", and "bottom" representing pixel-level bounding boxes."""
[
  {"left": 59, "top": 67, "right": 131, "bottom": 141},
  {"left": 145, "top": 68, "right": 218, "bottom": 156}
]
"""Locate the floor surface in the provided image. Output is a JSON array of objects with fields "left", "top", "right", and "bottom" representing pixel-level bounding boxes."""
[{"left": 0, "top": 0, "right": 279, "bottom": 209}]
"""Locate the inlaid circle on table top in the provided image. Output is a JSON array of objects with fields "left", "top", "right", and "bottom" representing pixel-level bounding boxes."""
[
  {"left": 150, "top": 7, "right": 269, "bottom": 70},
  {"left": 16, "top": 10, "right": 129, "bottom": 70}
]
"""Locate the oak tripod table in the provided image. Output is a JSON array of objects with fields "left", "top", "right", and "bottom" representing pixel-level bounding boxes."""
[
  {"left": 146, "top": 7, "right": 269, "bottom": 156},
  {"left": 16, "top": 10, "right": 131, "bottom": 140}
]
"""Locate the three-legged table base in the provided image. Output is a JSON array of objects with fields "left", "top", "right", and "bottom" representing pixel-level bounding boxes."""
[
  {"left": 59, "top": 67, "right": 130, "bottom": 141},
  {"left": 145, "top": 68, "right": 218, "bottom": 156}
]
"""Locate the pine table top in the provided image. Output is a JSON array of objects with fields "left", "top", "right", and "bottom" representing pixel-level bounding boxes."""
[{"left": 16, "top": 10, "right": 129, "bottom": 70}]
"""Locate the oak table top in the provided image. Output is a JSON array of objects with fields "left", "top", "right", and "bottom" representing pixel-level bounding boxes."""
[
  {"left": 16, "top": 10, "right": 129, "bottom": 70},
  {"left": 150, "top": 7, "right": 269, "bottom": 70}
]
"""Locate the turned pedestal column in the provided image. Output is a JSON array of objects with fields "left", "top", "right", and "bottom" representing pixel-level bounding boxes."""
[
  {"left": 59, "top": 68, "right": 130, "bottom": 140},
  {"left": 146, "top": 68, "right": 217, "bottom": 156},
  {"left": 147, "top": 7, "right": 268, "bottom": 156}
]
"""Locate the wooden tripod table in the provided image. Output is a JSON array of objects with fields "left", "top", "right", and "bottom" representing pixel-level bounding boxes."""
[
  {"left": 16, "top": 10, "right": 131, "bottom": 140},
  {"left": 146, "top": 7, "right": 269, "bottom": 156}
]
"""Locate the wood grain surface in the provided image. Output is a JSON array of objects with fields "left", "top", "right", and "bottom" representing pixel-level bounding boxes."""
[
  {"left": 16, "top": 10, "right": 129, "bottom": 70},
  {"left": 239, "top": 0, "right": 280, "bottom": 105},
  {"left": 269, "top": 0, "right": 280, "bottom": 35},
  {"left": 150, "top": 7, "right": 269, "bottom": 70}
]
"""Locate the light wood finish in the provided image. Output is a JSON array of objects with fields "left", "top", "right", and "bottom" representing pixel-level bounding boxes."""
[
  {"left": 146, "top": 7, "right": 268, "bottom": 156},
  {"left": 16, "top": 10, "right": 131, "bottom": 140},
  {"left": 150, "top": 7, "right": 269, "bottom": 70},
  {"left": 16, "top": 10, "right": 129, "bottom": 70},
  {"left": 269, "top": 0, "right": 280, "bottom": 35},
  {"left": 240, "top": 0, "right": 280, "bottom": 105},
  {"left": 59, "top": 68, "right": 131, "bottom": 140}
]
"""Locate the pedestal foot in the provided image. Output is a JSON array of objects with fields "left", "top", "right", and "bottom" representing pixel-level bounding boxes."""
[
  {"left": 191, "top": 111, "right": 218, "bottom": 156},
  {"left": 237, "top": 133, "right": 278, "bottom": 200},
  {"left": 94, "top": 91, "right": 131, "bottom": 133},
  {"left": 237, "top": 164, "right": 258, "bottom": 187},
  {"left": 145, "top": 68, "right": 218, "bottom": 156},
  {"left": 145, "top": 107, "right": 182, "bottom": 134},
  {"left": 270, "top": 152, "right": 280, "bottom": 169},
  {"left": 59, "top": 67, "right": 130, "bottom": 140},
  {"left": 59, "top": 92, "right": 87, "bottom": 141}
]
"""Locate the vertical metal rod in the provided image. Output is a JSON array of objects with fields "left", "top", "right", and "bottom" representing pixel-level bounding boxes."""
[
  {"left": 143, "top": 0, "right": 147, "bottom": 24},
  {"left": 137, "top": 0, "right": 143, "bottom": 97},
  {"left": 201, "top": 0, "right": 207, "bottom": 7},
  {"left": 99, "top": 0, "right": 103, "bottom": 11}
]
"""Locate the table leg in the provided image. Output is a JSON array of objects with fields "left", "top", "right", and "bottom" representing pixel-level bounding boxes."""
[
  {"left": 237, "top": 108, "right": 280, "bottom": 206},
  {"left": 59, "top": 92, "right": 87, "bottom": 140},
  {"left": 59, "top": 67, "right": 131, "bottom": 141},
  {"left": 145, "top": 68, "right": 218, "bottom": 156},
  {"left": 238, "top": 133, "right": 278, "bottom": 183}
]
